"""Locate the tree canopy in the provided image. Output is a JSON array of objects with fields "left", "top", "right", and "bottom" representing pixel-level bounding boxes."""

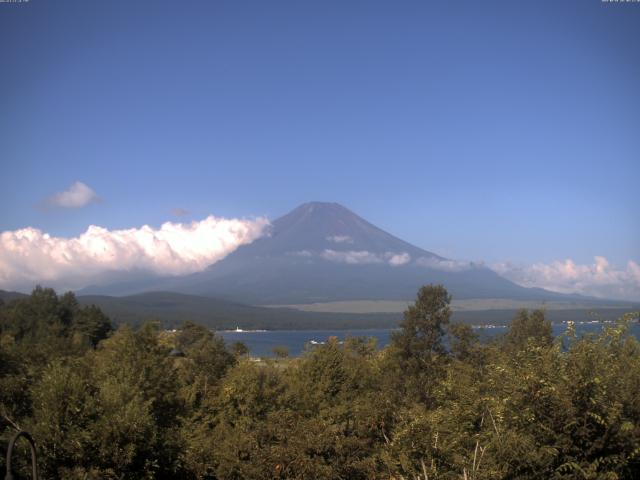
[{"left": 1, "top": 285, "right": 639, "bottom": 479}]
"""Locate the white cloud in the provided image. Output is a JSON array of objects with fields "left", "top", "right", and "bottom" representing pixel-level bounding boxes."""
[
  {"left": 492, "top": 256, "right": 640, "bottom": 301},
  {"left": 321, "top": 249, "right": 411, "bottom": 266},
  {"left": 47, "top": 181, "right": 99, "bottom": 208},
  {"left": 416, "top": 256, "right": 473, "bottom": 272},
  {"left": 326, "top": 235, "right": 354, "bottom": 244},
  {"left": 0, "top": 216, "right": 269, "bottom": 291},
  {"left": 388, "top": 252, "right": 411, "bottom": 266},
  {"left": 322, "top": 249, "right": 382, "bottom": 265}
]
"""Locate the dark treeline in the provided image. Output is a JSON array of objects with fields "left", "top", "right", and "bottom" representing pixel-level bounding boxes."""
[{"left": 1, "top": 285, "right": 639, "bottom": 479}]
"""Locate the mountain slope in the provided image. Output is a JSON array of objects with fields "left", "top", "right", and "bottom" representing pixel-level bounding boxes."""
[
  {"left": 155, "top": 202, "right": 577, "bottom": 304},
  {"left": 0, "top": 289, "right": 29, "bottom": 302}
]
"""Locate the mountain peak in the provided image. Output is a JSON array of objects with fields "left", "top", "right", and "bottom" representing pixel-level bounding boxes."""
[
  {"left": 244, "top": 201, "right": 438, "bottom": 260},
  {"left": 297, "top": 201, "right": 345, "bottom": 209},
  {"left": 287, "top": 201, "right": 353, "bottom": 218},
  {"left": 274, "top": 202, "right": 358, "bottom": 233}
]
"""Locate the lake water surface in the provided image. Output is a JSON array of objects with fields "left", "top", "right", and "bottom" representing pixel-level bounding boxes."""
[{"left": 219, "top": 322, "right": 640, "bottom": 358}]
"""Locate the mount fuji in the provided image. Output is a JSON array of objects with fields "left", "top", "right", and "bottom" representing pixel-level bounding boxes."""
[{"left": 81, "top": 202, "right": 580, "bottom": 305}]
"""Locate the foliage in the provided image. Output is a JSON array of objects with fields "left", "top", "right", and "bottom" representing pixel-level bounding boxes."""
[
  {"left": 389, "top": 284, "right": 452, "bottom": 405},
  {"left": 1, "top": 285, "right": 639, "bottom": 479},
  {"left": 502, "top": 308, "right": 553, "bottom": 352}
]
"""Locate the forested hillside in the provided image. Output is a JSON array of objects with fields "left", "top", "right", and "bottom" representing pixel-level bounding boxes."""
[
  {"left": 1, "top": 286, "right": 639, "bottom": 479},
  {"left": 74, "top": 291, "right": 635, "bottom": 330}
]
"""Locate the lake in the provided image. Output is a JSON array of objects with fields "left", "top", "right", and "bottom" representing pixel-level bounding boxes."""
[{"left": 219, "top": 321, "right": 640, "bottom": 358}]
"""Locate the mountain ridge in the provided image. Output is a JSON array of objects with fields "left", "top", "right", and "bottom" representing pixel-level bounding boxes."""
[{"left": 77, "top": 202, "right": 591, "bottom": 304}]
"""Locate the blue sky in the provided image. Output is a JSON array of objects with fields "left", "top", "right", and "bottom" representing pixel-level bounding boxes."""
[{"left": 1, "top": 1, "right": 639, "bottom": 297}]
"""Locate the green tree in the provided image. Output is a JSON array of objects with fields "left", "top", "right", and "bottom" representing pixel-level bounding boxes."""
[
  {"left": 28, "top": 359, "right": 100, "bottom": 477},
  {"left": 88, "top": 323, "right": 184, "bottom": 478},
  {"left": 230, "top": 340, "right": 250, "bottom": 358},
  {"left": 175, "top": 321, "right": 236, "bottom": 410},
  {"left": 503, "top": 308, "right": 553, "bottom": 352},
  {"left": 390, "top": 284, "right": 452, "bottom": 404},
  {"left": 0, "top": 287, "right": 113, "bottom": 362},
  {"left": 392, "top": 284, "right": 452, "bottom": 358},
  {"left": 68, "top": 304, "right": 113, "bottom": 348},
  {"left": 448, "top": 322, "right": 481, "bottom": 362}
]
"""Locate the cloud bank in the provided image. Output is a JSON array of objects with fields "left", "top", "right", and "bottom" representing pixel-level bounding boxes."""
[
  {"left": 46, "top": 181, "right": 99, "bottom": 208},
  {"left": 416, "top": 256, "right": 474, "bottom": 272},
  {"left": 492, "top": 256, "right": 640, "bottom": 301},
  {"left": 321, "top": 249, "right": 411, "bottom": 266},
  {"left": 0, "top": 216, "right": 269, "bottom": 291},
  {"left": 388, "top": 252, "right": 411, "bottom": 266}
]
